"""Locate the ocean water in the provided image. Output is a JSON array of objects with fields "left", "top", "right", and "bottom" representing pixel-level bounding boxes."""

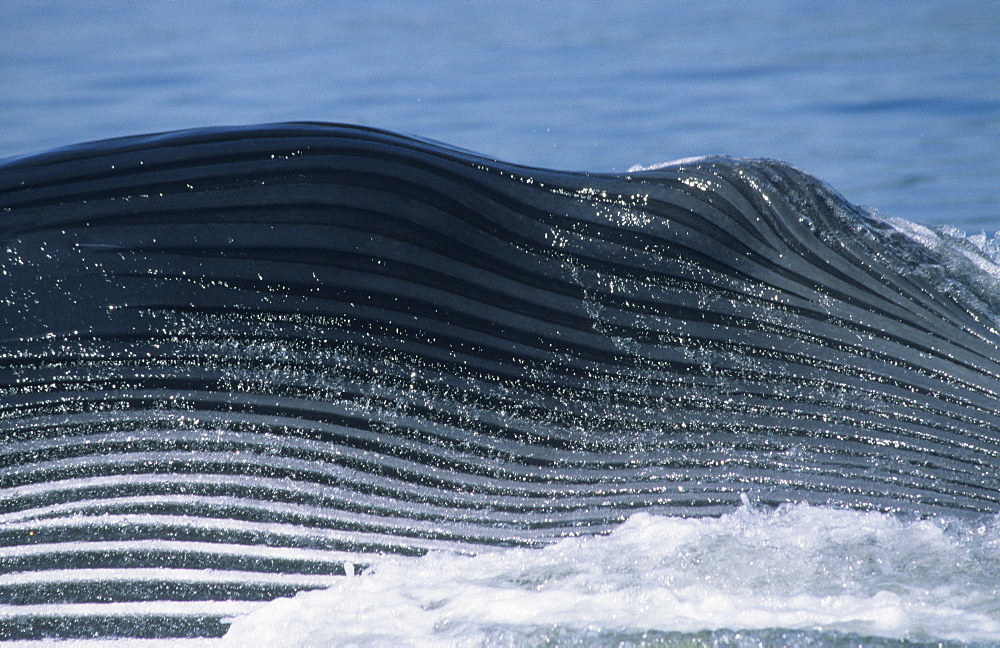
[
  {"left": 221, "top": 504, "right": 1000, "bottom": 647},
  {"left": 2, "top": 2, "right": 1000, "bottom": 647},
  {"left": 12, "top": 504, "right": 1000, "bottom": 647},
  {"left": 1, "top": 1, "right": 998, "bottom": 229}
]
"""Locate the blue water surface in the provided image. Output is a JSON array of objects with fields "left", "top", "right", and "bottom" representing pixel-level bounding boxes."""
[{"left": 1, "top": 1, "right": 997, "bottom": 229}]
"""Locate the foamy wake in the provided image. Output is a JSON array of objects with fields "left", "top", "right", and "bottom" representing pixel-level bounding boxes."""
[{"left": 212, "top": 504, "right": 1000, "bottom": 647}]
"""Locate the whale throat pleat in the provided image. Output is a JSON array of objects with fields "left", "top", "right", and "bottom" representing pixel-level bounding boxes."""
[{"left": 2, "top": 123, "right": 1000, "bottom": 639}]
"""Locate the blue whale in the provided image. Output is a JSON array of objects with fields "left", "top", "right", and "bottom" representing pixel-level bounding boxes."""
[{"left": 2, "top": 123, "right": 999, "bottom": 639}]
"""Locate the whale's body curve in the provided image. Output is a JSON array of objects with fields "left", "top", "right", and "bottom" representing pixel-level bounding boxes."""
[{"left": 2, "top": 123, "right": 999, "bottom": 639}]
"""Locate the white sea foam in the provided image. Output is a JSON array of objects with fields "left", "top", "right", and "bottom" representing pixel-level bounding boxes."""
[
  {"left": 880, "top": 215, "right": 1000, "bottom": 278},
  {"left": 863, "top": 211, "right": 1000, "bottom": 331},
  {"left": 208, "top": 504, "right": 1000, "bottom": 647},
  {"left": 626, "top": 156, "right": 716, "bottom": 172}
]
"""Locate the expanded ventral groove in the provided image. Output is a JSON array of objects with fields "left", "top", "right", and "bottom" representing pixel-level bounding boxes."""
[{"left": 2, "top": 122, "right": 1000, "bottom": 639}]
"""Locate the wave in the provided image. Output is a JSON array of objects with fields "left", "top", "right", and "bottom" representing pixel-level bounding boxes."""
[
  {"left": 2, "top": 123, "right": 1000, "bottom": 640},
  {"left": 223, "top": 504, "right": 1000, "bottom": 647}
]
